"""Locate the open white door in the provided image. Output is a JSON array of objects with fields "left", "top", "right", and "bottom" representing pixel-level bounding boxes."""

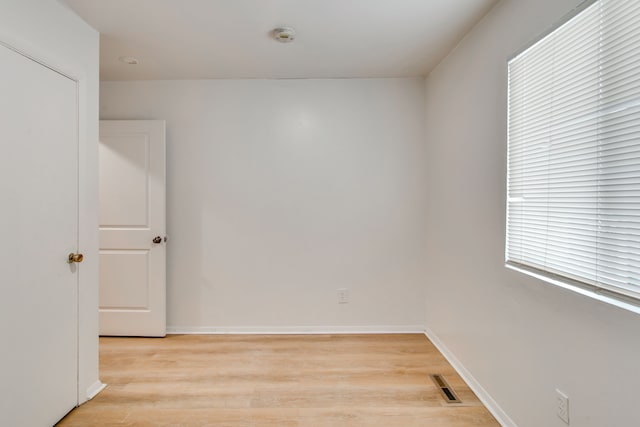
[
  {"left": 0, "top": 44, "right": 79, "bottom": 426},
  {"left": 99, "top": 120, "right": 166, "bottom": 337}
]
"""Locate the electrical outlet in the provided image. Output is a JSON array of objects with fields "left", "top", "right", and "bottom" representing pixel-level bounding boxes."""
[
  {"left": 337, "top": 288, "right": 349, "bottom": 304},
  {"left": 556, "top": 389, "right": 569, "bottom": 424}
]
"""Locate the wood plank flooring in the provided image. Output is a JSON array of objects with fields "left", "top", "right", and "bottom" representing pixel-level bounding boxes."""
[{"left": 57, "top": 334, "right": 499, "bottom": 426}]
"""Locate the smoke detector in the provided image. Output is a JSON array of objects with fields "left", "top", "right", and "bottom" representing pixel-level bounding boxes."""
[
  {"left": 272, "top": 27, "right": 296, "bottom": 43},
  {"left": 118, "top": 56, "right": 139, "bottom": 65}
]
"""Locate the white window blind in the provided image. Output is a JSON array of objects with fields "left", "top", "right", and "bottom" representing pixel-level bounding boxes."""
[{"left": 507, "top": 0, "right": 640, "bottom": 303}]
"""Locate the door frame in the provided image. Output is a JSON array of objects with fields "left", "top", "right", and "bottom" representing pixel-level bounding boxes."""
[{"left": 0, "top": 35, "right": 100, "bottom": 405}]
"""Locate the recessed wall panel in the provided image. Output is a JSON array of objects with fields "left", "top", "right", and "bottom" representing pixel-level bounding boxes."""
[
  {"left": 99, "top": 250, "right": 149, "bottom": 310},
  {"left": 99, "top": 135, "right": 149, "bottom": 227}
]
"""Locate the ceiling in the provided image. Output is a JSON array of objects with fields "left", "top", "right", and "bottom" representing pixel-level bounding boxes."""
[{"left": 61, "top": 0, "right": 498, "bottom": 81}]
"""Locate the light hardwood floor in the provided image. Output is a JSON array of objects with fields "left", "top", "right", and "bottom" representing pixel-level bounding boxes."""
[{"left": 57, "top": 334, "right": 499, "bottom": 426}]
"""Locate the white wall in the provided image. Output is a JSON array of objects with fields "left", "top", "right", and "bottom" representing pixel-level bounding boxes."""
[
  {"left": 424, "top": 1, "right": 640, "bottom": 426},
  {"left": 100, "top": 78, "right": 428, "bottom": 332},
  {"left": 0, "top": 0, "right": 100, "bottom": 403}
]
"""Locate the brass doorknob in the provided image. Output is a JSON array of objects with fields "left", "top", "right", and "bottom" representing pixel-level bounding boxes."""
[{"left": 68, "top": 253, "right": 84, "bottom": 264}]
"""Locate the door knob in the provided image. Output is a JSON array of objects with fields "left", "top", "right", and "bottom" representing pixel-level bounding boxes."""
[
  {"left": 67, "top": 253, "right": 84, "bottom": 264},
  {"left": 153, "top": 236, "right": 162, "bottom": 244}
]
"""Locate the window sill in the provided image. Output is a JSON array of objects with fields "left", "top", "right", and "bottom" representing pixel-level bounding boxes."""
[{"left": 505, "top": 263, "right": 640, "bottom": 316}]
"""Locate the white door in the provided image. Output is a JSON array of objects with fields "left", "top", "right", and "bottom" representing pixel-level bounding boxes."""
[
  {"left": 0, "top": 44, "right": 79, "bottom": 426},
  {"left": 99, "top": 120, "right": 166, "bottom": 336}
]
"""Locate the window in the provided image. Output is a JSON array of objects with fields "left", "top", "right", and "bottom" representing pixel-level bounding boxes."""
[{"left": 506, "top": 0, "right": 640, "bottom": 305}]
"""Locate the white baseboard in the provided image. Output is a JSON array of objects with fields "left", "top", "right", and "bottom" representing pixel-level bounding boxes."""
[
  {"left": 424, "top": 328, "right": 518, "bottom": 427},
  {"left": 166, "top": 325, "right": 426, "bottom": 335},
  {"left": 85, "top": 380, "right": 106, "bottom": 401}
]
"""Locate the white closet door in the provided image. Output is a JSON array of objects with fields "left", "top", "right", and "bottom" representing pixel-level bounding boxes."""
[
  {"left": 0, "top": 44, "right": 79, "bottom": 426},
  {"left": 99, "top": 120, "right": 166, "bottom": 337}
]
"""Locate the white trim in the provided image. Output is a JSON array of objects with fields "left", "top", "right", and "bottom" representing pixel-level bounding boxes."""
[
  {"left": 85, "top": 380, "right": 106, "bottom": 401},
  {"left": 0, "top": 36, "right": 79, "bottom": 83},
  {"left": 508, "top": 0, "right": 597, "bottom": 61},
  {"left": 424, "top": 328, "right": 518, "bottom": 427},
  {"left": 166, "top": 325, "right": 426, "bottom": 335},
  {"left": 506, "top": 264, "right": 640, "bottom": 316}
]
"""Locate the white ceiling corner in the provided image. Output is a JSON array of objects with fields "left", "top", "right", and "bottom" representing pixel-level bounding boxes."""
[{"left": 61, "top": 0, "right": 498, "bottom": 81}]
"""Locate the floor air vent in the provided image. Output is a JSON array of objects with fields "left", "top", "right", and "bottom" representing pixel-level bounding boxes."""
[{"left": 430, "top": 374, "right": 461, "bottom": 403}]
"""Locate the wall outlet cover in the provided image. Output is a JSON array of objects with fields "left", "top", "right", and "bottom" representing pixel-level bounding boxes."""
[{"left": 337, "top": 288, "right": 349, "bottom": 304}]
